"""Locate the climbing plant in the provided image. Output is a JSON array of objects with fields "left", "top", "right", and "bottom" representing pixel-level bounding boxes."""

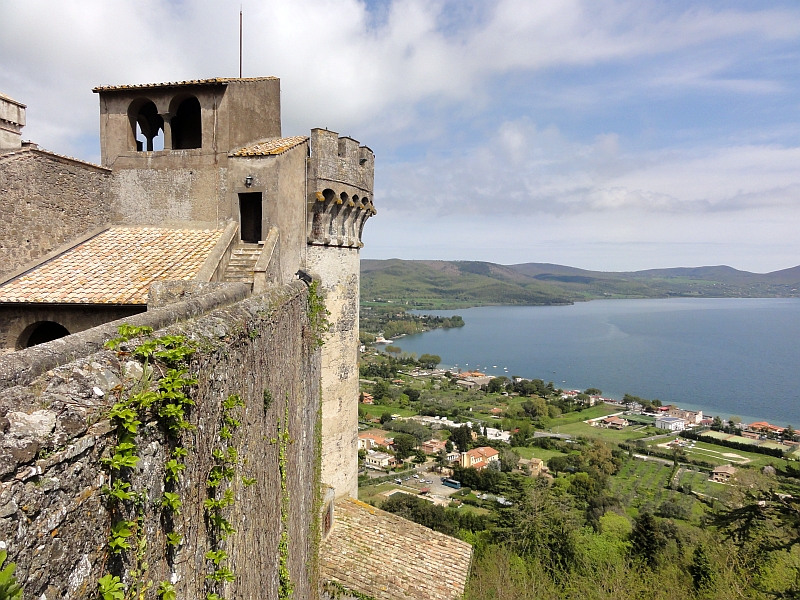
[{"left": 98, "top": 325, "right": 202, "bottom": 599}]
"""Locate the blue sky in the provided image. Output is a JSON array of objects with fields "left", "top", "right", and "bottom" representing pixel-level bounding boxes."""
[{"left": 2, "top": 0, "right": 799, "bottom": 272}]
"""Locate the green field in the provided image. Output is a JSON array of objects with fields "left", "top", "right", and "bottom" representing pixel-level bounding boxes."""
[
  {"left": 649, "top": 437, "right": 790, "bottom": 469},
  {"left": 512, "top": 446, "right": 566, "bottom": 462},
  {"left": 552, "top": 419, "right": 656, "bottom": 442},
  {"left": 549, "top": 404, "right": 620, "bottom": 425},
  {"left": 609, "top": 459, "right": 724, "bottom": 521}
]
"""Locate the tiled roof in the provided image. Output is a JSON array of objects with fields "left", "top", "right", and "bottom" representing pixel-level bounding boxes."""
[
  {"left": 321, "top": 498, "right": 473, "bottom": 600},
  {"left": 229, "top": 136, "right": 308, "bottom": 157},
  {"left": 0, "top": 227, "right": 224, "bottom": 305},
  {"left": 92, "top": 77, "right": 277, "bottom": 93},
  {"left": 466, "top": 446, "right": 499, "bottom": 460}
]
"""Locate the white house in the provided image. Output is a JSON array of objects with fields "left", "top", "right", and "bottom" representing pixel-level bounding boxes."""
[
  {"left": 364, "top": 451, "right": 395, "bottom": 470},
  {"left": 655, "top": 416, "right": 686, "bottom": 431}
]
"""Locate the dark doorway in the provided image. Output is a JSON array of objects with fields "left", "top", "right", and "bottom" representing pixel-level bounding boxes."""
[
  {"left": 22, "top": 322, "right": 70, "bottom": 348},
  {"left": 171, "top": 96, "right": 202, "bottom": 149},
  {"left": 239, "top": 192, "right": 263, "bottom": 243}
]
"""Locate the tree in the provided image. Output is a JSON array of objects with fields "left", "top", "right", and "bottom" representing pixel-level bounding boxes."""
[
  {"left": 372, "top": 380, "right": 389, "bottom": 402},
  {"left": 445, "top": 440, "right": 454, "bottom": 453},
  {"left": 392, "top": 433, "right": 416, "bottom": 460},
  {"left": 402, "top": 387, "right": 421, "bottom": 403},
  {"left": 522, "top": 397, "right": 547, "bottom": 418},
  {"left": 385, "top": 345, "right": 401, "bottom": 354},
  {"left": 499, "top": 448, "right": 520, "bottom": 473},
  {"left": 784, "top": 424, "right": 796, "bottom": 441},
  {"left": 584, "top": 388, "right": 602, "bottom": 396},
  {"left": 413, "top": 449, "right": 427, "bottom": 464},
  {"left": 488, "top": 377, "right": 509, "bottom": 394},
  {"left": 418, "top": 354, "right": 441, "bottom": 369},
  {"left": 689, "top": 543, "right": 714, "bottom": 591},
  {"left": 435, "top": 449, "right": 448, "bottom": 468},
  {"left": 380, "top": 412, "right": 393, "bottom": 425},
  {"left": 630, "top": 512, "right": 674, "bottom": 566},
  {"left": 451, "top": 425, "right": 472, "bottom": 453},
  {"left": 712, "top": 415, "right": 723, "bottom": 430}
]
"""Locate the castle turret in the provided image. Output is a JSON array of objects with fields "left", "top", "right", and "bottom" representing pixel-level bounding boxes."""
[
  {"left": 0, "top": 93, "right": 26, "bottom": 151},
  {"left": 306, "top": 128, "right": 375, "bottom": 499}
]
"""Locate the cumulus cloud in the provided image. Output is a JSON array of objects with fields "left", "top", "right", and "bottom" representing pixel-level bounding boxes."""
[
  {"left": 2, "top": 0, "right": 799, "bottom": 270},
  {"left": 2, "top": 0, "right": 798, "bottom": 154},
  {"left": 378, "top": 118, "right": 800, "bottom": 218}
]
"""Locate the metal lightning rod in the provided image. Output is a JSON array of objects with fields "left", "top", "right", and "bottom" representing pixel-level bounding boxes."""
[{"left": 239, "top": 6, "right": 243, "bottom": 78}]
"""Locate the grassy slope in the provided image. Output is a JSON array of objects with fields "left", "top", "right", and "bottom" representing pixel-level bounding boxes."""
[{"left": 361, "top": 259, "right": 800, "bottom": 308}]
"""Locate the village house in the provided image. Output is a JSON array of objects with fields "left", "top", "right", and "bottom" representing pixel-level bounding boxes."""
[
  {"left": 460, "top": 446, "right": 500, "bottom": 470},
  {"left": 747, "top": 421, "right": 785, "bottom": 436},
  {"left": 599, "top": 416, "right": 629, "bottom": 430},
  {"left": 668, "top": 407, "right": 703, "bottom": 424},
  {"left": 421, "top": 439, "right": 447, "bottom": 455},
  {"left": 710, "top": 464, "right": 736, "bottom": 483},
  {"left": 359, "top": 392, "right": 374, "bottom": 404},
  {"left": 364, "top": 451, "right": 395, "bottom": 470},
  {"left": 655, "top": 416, "right": 686, "bottom": 431},
  {"left": 358, "top": 431, "right": 393, "bottom": 450}
]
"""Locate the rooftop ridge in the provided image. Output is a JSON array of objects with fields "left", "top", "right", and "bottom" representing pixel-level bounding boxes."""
[
  {"left": 92, "top": 76, "right": 278, "bottom": 93},
  {"left": 0, "top": 146, "right": 110, "bottom": 172}
]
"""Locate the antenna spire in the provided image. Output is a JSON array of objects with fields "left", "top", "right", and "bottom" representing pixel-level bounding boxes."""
[{"left": 239, "top": 6, "right": 243, "bottom": 78}]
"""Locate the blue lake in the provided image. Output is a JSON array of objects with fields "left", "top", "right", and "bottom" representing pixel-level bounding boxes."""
[{"left": 389, "top": 298, "right": 800, "bottom": 426}]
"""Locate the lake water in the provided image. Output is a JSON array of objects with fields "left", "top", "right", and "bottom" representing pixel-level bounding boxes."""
[{"left": 390, "top": 299, "right": 800, "bottom": 426}]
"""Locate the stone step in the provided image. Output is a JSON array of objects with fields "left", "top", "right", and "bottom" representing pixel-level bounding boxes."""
[{"left": 222, "top": 243, "right": 263, "bottom": 285}]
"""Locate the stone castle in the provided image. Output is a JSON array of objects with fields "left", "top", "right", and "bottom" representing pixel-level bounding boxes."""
[{"left": 0, "top": 79, "right": 471, "bottom": 598}]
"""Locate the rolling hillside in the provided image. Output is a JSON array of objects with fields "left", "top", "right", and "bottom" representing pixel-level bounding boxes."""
[{"left": 361, "top": 259, "right": 800, "bottom": 308}]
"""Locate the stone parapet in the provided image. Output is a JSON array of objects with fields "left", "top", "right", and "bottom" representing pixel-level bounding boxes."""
[
  {"left": 307, "top": 129, "right": 375, "bottom": 248},
  {"left": 0, "top": 280, "right": 322, "bottom": 599}
]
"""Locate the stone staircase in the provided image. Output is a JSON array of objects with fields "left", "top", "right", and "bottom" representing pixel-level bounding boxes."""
[{"left": 223, "top": 243, "right": 263, "bottom": 285}]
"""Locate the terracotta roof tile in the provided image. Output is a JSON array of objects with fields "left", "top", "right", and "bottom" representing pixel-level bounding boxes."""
[
  {"left": 92, "top": 77, "right": 277, "bottom": 93},
  {"left": 321, "top": 498, "right": 473, "bottom": 600},
  {"left": 0, "top": 227, "right": 223, "bottom": 305},
  {"left": 229, "top": 136, "right": 308, "bottom": 157}
]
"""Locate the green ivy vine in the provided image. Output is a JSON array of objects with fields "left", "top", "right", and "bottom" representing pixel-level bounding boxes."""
[
  {"left": 306, "top": 280, "right": 330, "bottom": 349},
  {"left": 278, "top": 394, "right": 294, "bottom": 598}
]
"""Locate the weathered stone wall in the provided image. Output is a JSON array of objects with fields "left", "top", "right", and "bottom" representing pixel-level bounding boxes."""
[
  {"left": 0, "top": 304, "right": 143, "bottom": 353},
  {"left": 110, "top": 164, "right": 223, "bottom": 228},
  {"left": 0, "top": 149, "right": 111, "bottom": 279},
  {"left": 307, "top": 246, "right": 360, "bottom": 499},
  {"left": 0, "top": 281, "right": 321, "bottom": 599}
]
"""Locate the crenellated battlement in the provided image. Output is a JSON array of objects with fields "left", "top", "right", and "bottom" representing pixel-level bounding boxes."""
[{"left": 307, "top": 128, "right": 375, "bottom": 247}]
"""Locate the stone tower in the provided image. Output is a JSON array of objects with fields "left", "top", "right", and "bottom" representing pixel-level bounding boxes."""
[
  {"left": 0, "top": 93, "right": 25, "bottom": 151},
  {"left": 306, "top": 128, "right": 375, "bottom": 499}
]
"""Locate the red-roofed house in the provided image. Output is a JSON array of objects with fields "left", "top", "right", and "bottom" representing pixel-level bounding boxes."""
[{"left": 460, "top": 446, "right": 500, "bottom": 470}]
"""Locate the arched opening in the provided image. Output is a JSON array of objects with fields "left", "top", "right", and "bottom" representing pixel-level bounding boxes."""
[
  {"left": 171, "top": 96, "right": 202, "bottom": 149},
  {"left": 130, "top": 100, "right": 164, "bottom": 152},
  {"left": 18, "top": 321, "right": 70, "bottom": 349},
  {"left": 322, "top": 189, "right": 335, "bottom": 203}
]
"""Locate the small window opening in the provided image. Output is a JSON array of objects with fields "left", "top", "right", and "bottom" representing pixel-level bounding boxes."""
[
  {"left": 239, "top": 192, "right": 263, "bottom": 243},
  {"left": 19, "top": 321, "right": 70, "bottom": 349},
  {"left": 133, "top": 101, "right": 164, "bottom": 152},
  {"left": 322, "top": 189, "right": 335, "bottom": 202},
  {"left": 171, "top": 97, "right": 202, "bottom": 150}
]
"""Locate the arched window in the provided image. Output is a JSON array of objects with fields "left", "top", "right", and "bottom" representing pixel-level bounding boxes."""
[
  {"left": 171, "top": 96, "right": 202, "bottom": 149},
  {"left": 130, "top": 100, "right": 164, "bottom": 152},
  {"left": 17, "top": 321, "right": 69, "bottom": 349}
]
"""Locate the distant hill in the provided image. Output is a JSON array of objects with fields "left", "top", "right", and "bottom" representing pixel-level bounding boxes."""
[{"left": 361, "top": 259, "right": 800, "bottom": 309}]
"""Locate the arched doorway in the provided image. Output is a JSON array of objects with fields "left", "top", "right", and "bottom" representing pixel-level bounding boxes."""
[{"left": 17, "top": 321, "right": 70, "bottom": 349}]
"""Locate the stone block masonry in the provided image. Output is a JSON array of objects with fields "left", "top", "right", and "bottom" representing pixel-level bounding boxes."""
[
  {"left": 0, "top": 148, "right": 111, "bottom": 280},
  {"left": 0, "top": 281, "right": 321, "bottom": 599}
]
